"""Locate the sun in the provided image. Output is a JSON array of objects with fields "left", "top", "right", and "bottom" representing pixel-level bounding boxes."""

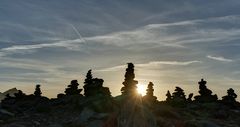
[{"left": 137, "top": 84, "right": 146, "bottom": 95}]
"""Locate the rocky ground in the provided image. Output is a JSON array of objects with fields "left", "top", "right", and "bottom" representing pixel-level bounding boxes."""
[{"left": 0, "top": 95, "right": 240, "bottom": 127}]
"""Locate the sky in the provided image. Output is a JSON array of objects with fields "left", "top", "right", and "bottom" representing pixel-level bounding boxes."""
[{"left": 1, "top": 0, "right": 240, "bottom": 100}]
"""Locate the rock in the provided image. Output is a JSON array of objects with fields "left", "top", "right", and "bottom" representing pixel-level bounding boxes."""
[
  {"left": 231, "top": 109, "right": 240, "bottom": 113},
  {"left": 0, "top": 109, "right": 14, "bottom": 120},
  {"left": 214, "top": 110, "right": 228, "bottom": 119},
  {"left": 87, "top": 120, "right": 104, "bottom": 127},
  {"left": 0, "top": 109, "right": 14, "bottom": 116},
  {"left": 48, "top": 124, "right": 63, "bottom": 127},
  {"left": 92, "top": 113, "right": 109, "bottom": 120},
  {"left": 2, "top": 123, "right": 28, "bottom": 127},
  {"left": 32, "top": 120, "right": 41, "bottom": 126},
  {"left": 154, "top": 107, "right": 181, "bottom": 119},
  {"left": 78, "top": 108, "right": 96, "bottom": 122},
  {"left": 0, "top": 88, "right": 19, "bottom": 101},
  {"left": 185, "top": 120, "right": 221, "bottom": 127},
  {"left": 201, "top": 121, "right": 221, "bottom": 127},
  {"left": 117, "top": 96, "right": 157, "bottom": 127}
]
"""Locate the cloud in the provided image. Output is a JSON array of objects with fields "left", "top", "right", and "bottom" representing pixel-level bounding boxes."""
[
  {"left": 1, "top": 0, "right": 240, "bottom": 99},
  {"left": 1, "top": 40, "right": 83, "bottom": 51},
  {"left": 96, "top": 65, "right": 126, "bottom": 72},
  {"left": 0, "top": 39, "right": 86, "bottom": 56},
  {"left": 97, "top": 60, "right": 201, "bottom": 72},
  {"left": 0, "top": 57, "right": 84, "bottom": 84},
  {"left": 2, "top": 14, "right": 240, "bottom": 57},
  {"left": 137, "top": 61, "right": 202, "bottom": 66},
  {"left": 0, "top": 57, "right": 60, "bottom": 72},
  {"left": 89, "top": 15, "right": 240, "bottom": 47},
  {"left": 144, "top": 14, "right": 239, "bottom": 29},
  {"left": 207, "top": 55, "right": 233, "bottom": 62}
]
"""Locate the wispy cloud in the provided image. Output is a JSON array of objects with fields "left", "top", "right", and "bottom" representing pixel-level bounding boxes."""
[
  {"left": 2, "top": 15, "right": 240, "bottom": 57},
  {"left": 0, "top": 57, "right": 60, "bottom": 72},
  {"left": 96, "top": 65, "right": 126, "bottom": 72},
  {"left": 207, "top": 55, "right": 233, "bottom": 62},
  {"left": 97, "top": 60, "right": 201, "bottom": 72},
  {"left": 1, "top": 0, "right": 240, "bottom": 98},
  {"left": 0, "top": 57, "right": 83, "bottom": 83},
  {"left": 81, "top": 15, "right": 240, "bottom": 50},
  {"left": 0, "top": 39, "right": 86, "bottom": 56},
  {"left": 137, "top": 61, "right": 202, "bottom": 66}
]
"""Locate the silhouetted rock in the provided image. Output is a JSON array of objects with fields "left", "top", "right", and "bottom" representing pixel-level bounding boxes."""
[
  {"left": 165, "top": 87, "right": 187, "bottom": 106},
  {"left": 187, "top": 93, "right": 194, "bottom": 102},
  {"left": 34, "top": 84, "right": 42, "bottom": 97},
  {"left": 65, "top": 80, "right": 82, "bottom": 95},
  {"left": 166, "top": 90, "right": 172, "bottom": 103},
  {"left": 57, "top": 93, "right": 65, "bottom": 99},
  {"left": 83, "top": 70, "right": 111, "bottom": 97},
  {"left": 143, "top": 82, "right": 157, "bottom": 104},
  {"left": 1, "top": 64, "right": 240, "bottom": 127},
  {"left": 172, "top": 87, "right": 186, "bottom": 100},
  {"left": 91, "top": 78, "right": 111, "bottom": 97},
  {"left": 121, "top": 63, "right": 138, "bottom": 96},
  {"left": 222, "top": 88, "right": 237, "bottom": 107},
  {"left": 171, "top": 86, "right": 186, "bottom": 106},
  {"left": 0, "top": 88, "right": 19, "bottom": 101},
  {"left": 83, "top": 70, "right": 94, "bottom": 97},
  {"left": 14, "top": 90, "right": 25, "bottom": 99},
  {"left": 194, "top": 79, "right": 218, "bottom": 103},
  {"left": 1, "top": 94, "right": 51, "bottom": 114}
]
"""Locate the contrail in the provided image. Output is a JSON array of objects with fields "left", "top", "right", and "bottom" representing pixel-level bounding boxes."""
[
  {"left": 1, "top": 41, "right": 18, "bottom": 44},
  {"left": 69, "top": 24, "right": 86, "bottom": 43}
]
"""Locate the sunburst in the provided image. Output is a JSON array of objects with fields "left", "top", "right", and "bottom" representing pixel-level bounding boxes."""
[{"left": 137, "top": 84, "right": 146, "bottom": 95}]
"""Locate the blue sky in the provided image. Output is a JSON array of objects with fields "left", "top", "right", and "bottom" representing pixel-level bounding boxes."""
[{"left": 0, "top": 0, "right": 240, "bottom": 100}]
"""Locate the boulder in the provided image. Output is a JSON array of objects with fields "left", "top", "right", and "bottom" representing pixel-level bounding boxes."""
[
  {"left": 48, "top": 124, "right": 63, "bottom": 127},
  {"left": 78, "top": 108, "right": 96, "bottom": 122},
  {"left": 185, "top": 120, "right": 221, "bottom": 127},
  {"left": 214, "top": 110, "right": 229, "bottom": 119},
  {"left": 0, "top": 88, "right": 19, "bottom": 101},
  {"left": 0, "top": 109, "right": 14, "bottom": 120},
  {"left": 87, "top": 120, "right": 104, "bottom": 127}
]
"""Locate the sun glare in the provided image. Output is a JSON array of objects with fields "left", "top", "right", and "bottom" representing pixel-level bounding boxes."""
[{"left": 137, "top": 84, "right": 146, "bottom": 95}]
